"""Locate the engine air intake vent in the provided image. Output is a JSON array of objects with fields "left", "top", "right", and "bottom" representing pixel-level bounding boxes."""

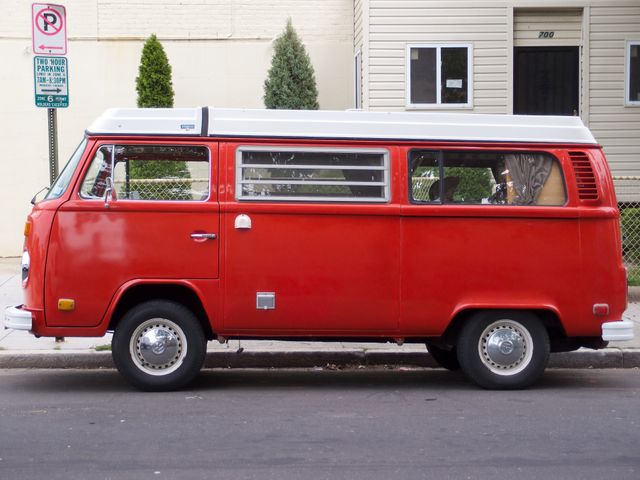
[{"left": 569, "top": 151, "right": 598, "bottom": 201}]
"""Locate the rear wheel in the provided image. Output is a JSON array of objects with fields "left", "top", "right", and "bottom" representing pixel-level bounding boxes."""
[
  {"left": 112, "top": 300, "right": 207, "bottom": 391},
  {"left": 426, "top": 343, "right": 460, "bottom": 371},
  {"left": 456, "top": 311, "right": 550, "bottom": 390}
]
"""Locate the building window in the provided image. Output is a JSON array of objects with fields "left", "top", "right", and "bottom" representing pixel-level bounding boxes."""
[
  {"left": 406, "top": 44, "right": 473, "bottom": 108},
  {"left": 627, "top": 41, "right": 640, "bottom": 106},
  {"left": 236, "top": 147, "right": 390, "bottom": 202}
]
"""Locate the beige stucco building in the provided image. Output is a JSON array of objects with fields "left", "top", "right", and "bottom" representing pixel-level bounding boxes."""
[
  {"left": 1, "top": 0, "right": 639, "bottom": 255},
  {"left": 0, "top": 0, "right": 354, "bottom": 255}
]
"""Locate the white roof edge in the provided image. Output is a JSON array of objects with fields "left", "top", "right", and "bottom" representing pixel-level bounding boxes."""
[
  {"left": 87, "top": 108, "right": 202, "bottom": 136},
  {"left": 208, "top": 108, "right": 597, "bottom": 145},
  {"left": 87, "top": 107, "right": 598, "bottom": 145}
]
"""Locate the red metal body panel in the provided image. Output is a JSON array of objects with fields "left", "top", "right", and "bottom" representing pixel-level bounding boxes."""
[
  {"left": 39, "top": 139, "right": 219, "bottom": 331},
  {"left": 22, "top": 205, "right": 57, "bottom": 335},
  {"left": 22, "top": 139, "right": 94, "bottom": 336},
  {"left": 18, "top": 134, "right": 626, "bottom": 342},
  {"left": 400, "top": 213, "right": 581, "bottom": 333},
  {"left": 219, "top": 141, "right": 400, "bottom": 334},
  {"left": 570, "top": 148, "right": 627, "bottom": 331}
]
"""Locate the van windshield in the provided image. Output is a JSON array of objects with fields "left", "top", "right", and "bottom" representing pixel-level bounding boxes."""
[{"left": 44, "top": 138, "right": 88, "bottom": 201}]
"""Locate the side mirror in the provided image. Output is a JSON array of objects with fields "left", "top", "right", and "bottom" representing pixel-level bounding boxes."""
[{"left": 30, "top": 186, "right": 50, "bottom": 205}]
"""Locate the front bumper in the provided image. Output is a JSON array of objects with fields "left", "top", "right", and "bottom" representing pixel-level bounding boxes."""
[
  {"left": 4, "top": 305, "right": 33, "bottom": 331},
  {"left": 602, "top": 320, "right": 634, "bottom": 341}
]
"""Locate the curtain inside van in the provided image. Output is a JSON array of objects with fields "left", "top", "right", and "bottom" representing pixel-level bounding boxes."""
[{"left": 505, "top": 153, "right": 552, "bottom": 205}]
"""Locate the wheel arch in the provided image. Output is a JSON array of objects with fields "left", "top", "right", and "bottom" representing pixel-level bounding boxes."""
[
  {"left": 440, "top": 305, "right": 566, "bottom": 347},
  {"left": 106, "top": 281, "right": 215, "bottom": 341}
]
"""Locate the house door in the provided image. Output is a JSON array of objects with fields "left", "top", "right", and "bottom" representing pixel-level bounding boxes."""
[{"left": 514, "top": 46, "right": 580, "bottom": 116}]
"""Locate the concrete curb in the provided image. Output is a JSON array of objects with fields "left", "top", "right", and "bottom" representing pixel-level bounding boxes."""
[{"left": 1, "top": 348, "right": 639, "bottom": 370}]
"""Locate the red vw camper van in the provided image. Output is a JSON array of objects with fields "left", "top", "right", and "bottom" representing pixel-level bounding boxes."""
[{"left": 5, "top": 108, "right": 633, "bottom": 391}]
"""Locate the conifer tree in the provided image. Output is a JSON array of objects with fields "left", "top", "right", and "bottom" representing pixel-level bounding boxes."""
[
  {"left": 136, "top": 34, "right": 174, "bottom": 108},
  {"left": 264, "top": 19, "right": 319, "bottom": 109}
]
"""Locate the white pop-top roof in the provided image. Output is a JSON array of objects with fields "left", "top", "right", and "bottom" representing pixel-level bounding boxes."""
[{"left": 86, "top": 107, "right": 598, "bottom": 145}]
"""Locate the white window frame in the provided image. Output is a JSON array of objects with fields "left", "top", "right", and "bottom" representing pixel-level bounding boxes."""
[
  {"left": 354, "top": 50, "right": 363, "bottom": 110},
  {"left": 625, "top": 40, "right": 640, "bottom": 107},
  {"left": 405, "top": 43, "right": 473, "bottom": 110},
  {"left": 236, "top": 146, "right": 390, "bottom": 203}
]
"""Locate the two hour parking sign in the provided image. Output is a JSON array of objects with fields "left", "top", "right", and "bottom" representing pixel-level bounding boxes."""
[
  {"left": 34, "top": 56, "right": 69, "bottom": 108},
  {"left": 32, "top": 3, "right": 67, "bottom": 55}
]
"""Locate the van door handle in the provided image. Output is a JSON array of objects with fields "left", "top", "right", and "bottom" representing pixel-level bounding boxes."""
[{"left": 190, "top": 233, "right": 217, "bottom": 240}]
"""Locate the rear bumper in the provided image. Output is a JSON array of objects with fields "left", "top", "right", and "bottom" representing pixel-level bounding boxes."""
[
  {"left": 602, "top": 320, "right": 634, "bottom": 341},
  {"left": 4, "top": 305, "right": 33, "bottom": 331}
]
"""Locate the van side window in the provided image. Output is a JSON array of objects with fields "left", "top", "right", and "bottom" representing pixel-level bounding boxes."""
[
  {"left": 80, "top": 145, "right": 113, "bottom": 199},
  {"left": 80, "top": 145, "right": 210, "bottom": 201},
  {"left": 236, "top": 147, "right": 390, "bottom": 202},
  {"left": 408, "top": 151, "right": 440, "bottom": 201},
  {"left": 409, "top": 150, "right": 566, "bottom": 206}
]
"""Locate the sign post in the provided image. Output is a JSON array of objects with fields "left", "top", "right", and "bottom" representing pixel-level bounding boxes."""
[
  {"left": 47, "top": 109, "right": 59, "bottom": 182},
  {"left": 31, "top": 3, "right": 68, "bottom": 185}
]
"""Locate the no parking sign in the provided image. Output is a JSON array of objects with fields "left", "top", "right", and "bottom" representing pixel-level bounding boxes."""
[{"left": 32, "top": 3, "right": 67, "bottom": 55}]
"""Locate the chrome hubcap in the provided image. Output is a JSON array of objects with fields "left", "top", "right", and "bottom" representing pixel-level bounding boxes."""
[
  {"left": 130, "top": 319, "right": 187, "bottom": 376},
  {"left": 479, "top": 320, "right": 533, "bottom": 376}
]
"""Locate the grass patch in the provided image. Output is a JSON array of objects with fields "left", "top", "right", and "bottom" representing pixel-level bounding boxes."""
[
  {"left": 627, "top": 266, "right": 640, "bottom": 287},
  {"left": 94, "top": 344, "right": 111, "bottom": 352}
]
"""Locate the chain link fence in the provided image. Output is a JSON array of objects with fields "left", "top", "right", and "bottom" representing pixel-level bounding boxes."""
[
  {"left": 411, "top": 177, "right": 438, "bottom": 201},
  {"left": 115, "top": 178, "right": 209, "bottom": 201},
  {"left": 615, "top": 177, "right": 640, "bottom": 285}
]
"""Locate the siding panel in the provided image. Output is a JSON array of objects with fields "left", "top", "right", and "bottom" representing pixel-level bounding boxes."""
[
  {"left": 355, "top": 0, "right": 364, "bottom": 48},
  {"left": 589, "top": 4, "right": 640, "bottom": 176},
  {"left": 514, "top": 9, "right": 583, "bottom": 47},
  {"left": 368, "top": 1, "right": 508, "bottom": 112}
]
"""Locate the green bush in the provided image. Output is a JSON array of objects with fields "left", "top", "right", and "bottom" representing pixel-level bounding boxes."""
[
  {"left": 136, "top": 34, "right": 174, "bottom": 108},
  {"left": 445, "top": 167, "right": 493, "bottom": 203},
  {"left": 627, "top": 266, "right": 640, "bottom": 287},
  {"left": 264, "top": 19, "right": 319, "bottom": 110}
]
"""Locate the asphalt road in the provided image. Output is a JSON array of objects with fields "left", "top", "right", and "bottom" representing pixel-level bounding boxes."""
[{"left": 0, "top": 368, "right": 639, "bottom": 480}]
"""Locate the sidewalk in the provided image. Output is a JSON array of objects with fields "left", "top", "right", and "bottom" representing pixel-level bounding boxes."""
[{"left": 2, "top": 257, "right": 639, "bottom": 369}]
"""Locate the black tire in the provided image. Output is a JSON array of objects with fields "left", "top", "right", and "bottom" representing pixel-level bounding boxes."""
[
  {"left": 112, "top": 300, "right": 207, "bottom": 391},
  {"left": 456, "top": 310, "right": 550, "bottom": 390},
  {"left": 426, "top": 343, "right": 460, "bottom": 371}
]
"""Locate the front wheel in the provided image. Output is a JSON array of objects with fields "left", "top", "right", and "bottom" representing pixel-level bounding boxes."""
[
  {"left": 456, "top": 311, "right": 550, "bottom": 390},
  {"left": 112, "top": 300, "right": 207, "bottom": 391}
]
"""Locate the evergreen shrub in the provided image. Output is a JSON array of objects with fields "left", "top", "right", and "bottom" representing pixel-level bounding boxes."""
[{"left": 264, "top": 19, "right": 319, "bottom": 110}]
